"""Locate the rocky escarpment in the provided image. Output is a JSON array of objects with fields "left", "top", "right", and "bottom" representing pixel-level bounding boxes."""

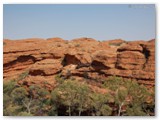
[{"left": 3, "top": 37, "right": 155, "bottom": 89}]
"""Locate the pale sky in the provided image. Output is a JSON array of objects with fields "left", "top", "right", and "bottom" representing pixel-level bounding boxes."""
[{"left": 3, "top": 4, "right": 156, "bottom": 41}]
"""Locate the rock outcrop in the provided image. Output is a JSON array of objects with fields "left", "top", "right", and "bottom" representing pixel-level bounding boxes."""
[{"left": 3, "top": 38, "right": 155, "bottom": 88}]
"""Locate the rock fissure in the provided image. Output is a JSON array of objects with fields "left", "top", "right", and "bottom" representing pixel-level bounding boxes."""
[
  {"left": 3, "top": 49, "right": 40, "bottom": 54},
  {"left": 140, "top": 44, "right": 150, "bottom": 69},
  {"left": 4, "top": 55, "right": 36, "bottom": 70}
]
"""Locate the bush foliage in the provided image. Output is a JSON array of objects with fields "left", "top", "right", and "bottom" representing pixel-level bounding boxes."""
[{"left": 3, "top": 76, "right": 154, "bottom": 116}]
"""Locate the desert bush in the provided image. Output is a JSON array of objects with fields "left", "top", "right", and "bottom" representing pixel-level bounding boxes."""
[
  {"left": 51, "top": 80, "right": 90, "bottom": 116},
  {"left": 28, "top": 85, "right": 51, "bottom": 115},
  {"left": 18, "top": 112, "right": 33, "bottom": 116},
  {"left": 48, "top": 105, "right": 58, "bottom": 116},
  {"left": 55, "top": 74, "right": 64, "bottom": 84},
  {"left": 109, "top": 42, "right": 124, "bottom": 46},
  {"left": 126, "top": 104, "right": 147, "bottom": 116},
  {"left": 103, "top": 76, "right": 154, "bottom": 116},
  {"left": 11, "top": 87, "right": 28, "bottom": 104},
  {"left": 3, "top": 104, "right": 22, "bottom": 116},
  {"left": 3, "top": 94, "right": 11, "bottom": 108},
  {"left": 65, "top": 41, "right": 68, "bottom": 44},
  {"left": 75, "top": 44, "right": 80, "bottom": 47},
  {"left": 3, "top": 80, "right": 17, "bottom": 94},
  {"left": 18, "top": 71, "right": 29, "bottom": 81},
  {"left": 3, "top": 80, "right": 19, "bottom": 116},
  {"left": 83, "top": 72, "right": 89, "bottom": 79},
  {"left": 90, "top": 93, "right": 112, "bottom": 116},
  {"left": 3, "top": 80, "right": 51, "bottom": 116},
  {"left": 3, "top": 76, "right": 154, "bottom": 116}
]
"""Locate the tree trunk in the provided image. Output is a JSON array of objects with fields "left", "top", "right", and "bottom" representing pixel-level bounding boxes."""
[
  {"left": 79, "top": 111, "right": 81, "bottom": 116},
  {"left": 78, "top": 103, "right": 83, "bottom": 116},
  {"left": 69, "top": 106, "right": 71, "bottom": 116},
  {"left": 79, "top": 108, "right": 82, "bottom": 116},
  {"left": 27, "top": 106, "right": 30, "bottom": 114},
  {"left": 118, "top": 102, "right": 124, "bottom": 116}
]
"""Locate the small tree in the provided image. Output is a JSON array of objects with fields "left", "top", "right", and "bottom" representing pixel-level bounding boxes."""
[
  {"left": 76, "top": 83, "right": 90, "bottom": 116},
  {"left": 3, "top": 80, "right": 17, "bottom": 94},
  {"left": 3, "top": 104, "right": 22, "bottom": 116},
  {"left": 51, "top": 80, "right": 90, "bottom": 116},
  {"left": 18, "top": 71, "right": 29, "bottom": 81},
  {"left": 125, "top": 83, "right": 150, "bottom": 116},
  {"left": 103, "top": 76, "right": 153, "bottom": 116},
  {"left": 28, "top": 85, "right": 51, "bottom": 115},
  {"left": 22, "top": 97, "right": 33, "bottom": 114},
  {"left": 55, "top": 74, "right": 64, "bottom": 84},
  {"left": 11, "top": 87, "right": 28, "bottom": 105},
  {"left": 90, "top": 93, "right": 112, "bottom": 116},
  {"left": 114, "top": 87, "right": 128, "bottom": 116}
]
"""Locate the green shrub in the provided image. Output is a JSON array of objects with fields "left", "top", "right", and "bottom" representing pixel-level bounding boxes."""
[
  {"left": 109, "top": 42, "right": 124, "bottom": 46},
  {"left": 126, "top": 105, "right": 147, "bottom": 116},
  {"left": 51, "top": 80, "right": 90, "bottom": 116},
  {"left": 18, "top": 112, "right": 33, "bottom": 116},
  {"left": 3, "top": 80, "right": 17, "bottom": 94},
  {"left": 28, "top": 85, "right": 51, "bottom": 115},
  {"left": 65, "top": 41, "right": 68, "bottom": 44},
  {"left": 11, "top": 87, "right": 28, "bottom": 104},
  {"left": 3, "top": 104, "right": 22, "bottom": 116},
  {"left": 103, "top": 76, "right": 153, "bottom": 116},
  {"left": 3, "top": 79, "right": 52, "bottom": 116},
  {"left": 75, "top": 44, "right": 80, "bottom": 47},
  {"left": 3, "top": 76, "right": 154, "bottom": 116},
  {"left": 55, "top": 74, "right": 64, "bottom": 84},
  {"left": 18, "top": 71, "right": 29, "bottom": 80},
  {"left": 3, "top": 94, "right": 11, "bottom": 108},
  {"left": 90, "top": 93, "right": 112, "bottom": 116}
]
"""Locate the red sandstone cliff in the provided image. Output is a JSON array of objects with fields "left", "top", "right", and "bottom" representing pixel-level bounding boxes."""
[{"left": 3, "top": 37, "right": 155, "bottom": 89}]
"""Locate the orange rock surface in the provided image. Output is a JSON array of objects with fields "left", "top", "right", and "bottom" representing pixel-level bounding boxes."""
[{"left": 3, "top": 37, "right": 155, "bottom": 88}]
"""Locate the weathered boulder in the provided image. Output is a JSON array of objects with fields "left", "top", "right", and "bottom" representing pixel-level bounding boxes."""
[
  {"left": 29, "top": 59, "right": 62, "bottom": 76},
  {"left": 91, "top": 50, "right": 117, "bottom": 70},
  {"left": 116, "top": 51, "right": 146, "bottom": 70},
  {"left": 117, "top": 43, "right": 143, "bottom": 52},
  {"left": 63, "top": 51, "right": 92, "bottom": 67}
]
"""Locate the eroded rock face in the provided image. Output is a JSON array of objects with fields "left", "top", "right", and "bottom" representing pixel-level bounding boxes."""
[
  {"left": 63, "top": 51, "right": 92, "bottom": 67},
  {"left": 116, "top": 51, "right": 146, "bottom": 70},
  {"left": 29, "top": 59, "right": 63, "bottom": 76},
  {"left": 91, "top": 50, "right": 117, "bottom": 70},
  {"left": 3, "top": 38, "right": 155, "bottom": 88}
]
